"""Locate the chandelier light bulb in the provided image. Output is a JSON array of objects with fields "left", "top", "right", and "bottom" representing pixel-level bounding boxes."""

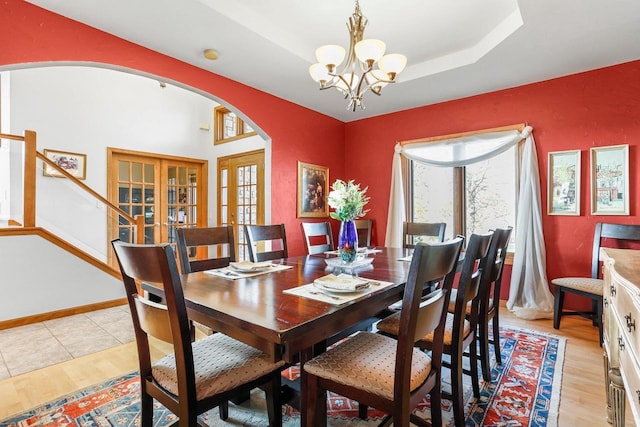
[
  {"left": 379, "top": 54, "right": 407, "bottom": 80},
  {"left": 355, "top": 39, "right": 386, "bottom": 65},
  {"left": 315, "top": 45, "right": 346, "bottom": 68}
]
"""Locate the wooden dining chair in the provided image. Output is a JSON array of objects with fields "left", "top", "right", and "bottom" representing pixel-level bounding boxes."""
[
  {"left": 354, "top": 219, "right": 373, "bottom": 247},
  {"left": 467, "top": 227, "right": 512, "bottom": 382},
  {"left": 244, "top": 224, "right": 288, "bottom": 262},
  {"left": 176, "top": 226, "right": 235, "bottom": 274},
  {"left": 300, "top": 221, "right": 334, "bottom": 255},
  {"left": 377, "top": 231, "right": 492, "bottom": 427},
  {"left": 111, "top": 240, "right": 284, "bottom": 427},
  {"left": 402, "top": 221, "right": 446, "bottom": 249},
  {"left": 553, "top": 222, "right": 640, "bottom": 345},
  {"left": 303, "top": 237, "right": 464, "bottom": 427}
]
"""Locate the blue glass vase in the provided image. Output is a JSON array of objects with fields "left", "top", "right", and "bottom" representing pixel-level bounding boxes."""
[{"left": 338, "top": 220, "right": 358, "bottom": 263}]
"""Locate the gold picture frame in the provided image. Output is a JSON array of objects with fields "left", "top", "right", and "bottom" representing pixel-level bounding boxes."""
[
  {"left": 547, "top": 150, "right": 580, "bottom": 215},
  {"left": 43, "top": 149, "right": 87, "bottom": 180},
  {"left": 297, "top": 161, "right": 329, "bottom": 218},
  {"left": 590, "top": 144, "right": 629, "bottom": 215}
]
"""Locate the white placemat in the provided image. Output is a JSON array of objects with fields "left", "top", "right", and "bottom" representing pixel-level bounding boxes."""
[
  {"left": 204, "top": 264, "right": 293, "bottom": 280},
  {"left": 283, "top": 278, "right": 395, "bottom": 305}
]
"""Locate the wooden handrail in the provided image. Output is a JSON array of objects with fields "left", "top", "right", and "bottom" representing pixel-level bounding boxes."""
[{"left": 2, "top": 129, "right": 145, "bottom": 243}]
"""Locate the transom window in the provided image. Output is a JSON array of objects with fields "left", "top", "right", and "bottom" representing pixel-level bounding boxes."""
[{"left": 214, "top": 106, "right": 257, "bottom": 145}]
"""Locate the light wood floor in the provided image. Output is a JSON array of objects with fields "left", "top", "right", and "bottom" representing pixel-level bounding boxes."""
[{"left": 0, "top": 304, "right": 626, "bottom": 425}]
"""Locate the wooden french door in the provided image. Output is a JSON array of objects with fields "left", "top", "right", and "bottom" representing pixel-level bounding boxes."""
[
  {"left": 217, "top": 150, "right": 264, "bottom": 261},
  {"left": 108, "top": 148, "right": 208, "bottom": 267}
]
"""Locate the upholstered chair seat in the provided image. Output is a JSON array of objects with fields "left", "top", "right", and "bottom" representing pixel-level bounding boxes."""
[
  {"left": 551, "top": 277, "right": 603, "bottom": 296},
  {"left": 304, "top": 331, "right": 431, "bottom": 400},
  {"left": 153, "top": 333, "right": 285, "bottom": 400}
]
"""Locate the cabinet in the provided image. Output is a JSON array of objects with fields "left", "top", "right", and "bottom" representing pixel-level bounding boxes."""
[{"left": 602, "top": 248, "right": 640, "bottom": 426}]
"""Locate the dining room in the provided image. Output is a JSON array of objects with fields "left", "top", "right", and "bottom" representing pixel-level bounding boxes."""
[{"left": 2, "top": 0, "right": 640, "bottom": 425}]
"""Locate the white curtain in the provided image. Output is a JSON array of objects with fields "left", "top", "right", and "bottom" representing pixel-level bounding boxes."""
[{"left": 385, "top": 126, "right": 554, "bottom": 319}]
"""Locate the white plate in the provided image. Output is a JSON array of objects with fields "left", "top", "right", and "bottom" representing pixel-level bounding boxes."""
[
  {"left": 313, "top": 281, "right": 370, "bottom": 293},
  {"left": 229, "top": 261, "right": 273, "bottom": 273}
]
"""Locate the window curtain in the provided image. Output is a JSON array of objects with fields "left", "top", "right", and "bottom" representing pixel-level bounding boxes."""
[{"left": 385, "top": 126, "right": 554, "bottom": 319}]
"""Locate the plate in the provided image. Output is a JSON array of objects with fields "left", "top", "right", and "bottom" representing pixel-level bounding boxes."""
[
  {"left": 313, "top": 273, "right": 370, "bottom": 293},
  {"left": 313, "top": 281, "right": 370, "bottom": 293},
  {"left": 229, "top": 261, "right": 273, "bottom": 273}
]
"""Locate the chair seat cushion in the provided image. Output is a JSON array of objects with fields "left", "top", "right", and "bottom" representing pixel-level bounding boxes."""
[
  {"left": 303, "top": 331, "right": 431, "bottom": 400},
  {"left": 552, "top": 277, "right": 604, "bottom": 296},
  {"left": 377, "top": 311, "right": 470, "bottom": 345},
  {"left": 152, "top": 333, "right": 284, "bottom": 400},
  {"left": 446, "top": 289, "right": 493, "bottom": 314}
]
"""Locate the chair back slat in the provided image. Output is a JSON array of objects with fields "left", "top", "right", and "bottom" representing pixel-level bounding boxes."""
[
  {"left": 244, "top": 224, "right": 288, "bottom": 262},
  {"left": 301, "top": 222, "right": 334, "bottom": 255},
  {"left": 176, "top": 226, "right": 235, "bottom": 274},
  {"left": 133, "top": 295, "right": 173, "bottom": 343},
  {"left": 402, "top": 221, "right": 446, "bottom": 249},
  {"left": 592, "top": 223, "right": 640, "bottom": 278}
]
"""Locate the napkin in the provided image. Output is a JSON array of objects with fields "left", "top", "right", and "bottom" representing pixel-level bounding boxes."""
[
  {"left": 229, "top": 261, "right": 273, "bottom": 272},
  {"left": 314, "top": 273, "right": 369, "bottom": 291}
]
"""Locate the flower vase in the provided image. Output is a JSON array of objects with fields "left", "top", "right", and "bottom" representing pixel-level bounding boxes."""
[{"left": 338, "top": 220, "right": 358, "bottom": 263}]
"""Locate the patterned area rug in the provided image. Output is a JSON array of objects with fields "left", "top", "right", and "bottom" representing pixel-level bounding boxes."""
[{"left": 0, "top": 327, "right": 565, "bottom": 426}]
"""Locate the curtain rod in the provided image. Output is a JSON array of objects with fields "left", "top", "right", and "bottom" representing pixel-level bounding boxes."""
[{"left": 399, "top": 123, "right": 527, "bottom": 147}]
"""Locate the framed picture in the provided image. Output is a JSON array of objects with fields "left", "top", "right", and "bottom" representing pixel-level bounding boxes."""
[
  {"left": 297, "top": 161, "right": 329, "bottom": 218},
  {"left": 590, "top": 144, "right": 629, "bottom": 215},
  {"left": 43, "top": 149, "right": 87, "bottom": 180},
  {"left": 547, "top": 150, "right": 580, "bottom": 215}
]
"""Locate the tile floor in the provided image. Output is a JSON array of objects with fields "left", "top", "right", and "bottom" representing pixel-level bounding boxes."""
[{"left": 0, "top": 305, "right": 134, "bottom": 379}]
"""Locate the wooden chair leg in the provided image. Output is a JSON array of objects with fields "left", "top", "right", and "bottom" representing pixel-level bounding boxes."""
[
  {"left": 358, "top": 403, "right": 368, "bottom": 419},
  {"left": 553, "top": 288, "right": 564, "bottom": 329},
  {"left": 597, "top": 299, "right": 604, "bottom": 347},
  {"left": 469, "top": 343, "right": 480, "bottom": 398},
  {"left": 592, "top": 299, "right": 599, "bottom": 326},
  {"left": 429, "top": 375, "right": 443, "bottom": 427},
  {"left": 265, "top": 372, "right": 282, "bottom": 427},
  {"left": 304, "top": 373, "right": 327, "bottom": 427},
  {"left": 478, "top": 321, "right": 491, "bottom": 382},
  {"left": 218, "top": 401, "right": 228, "bottom": 420},
  {"left": 492, "top": 316, "right": 502, "bottom": 367},
  {"left": 141, "top": 391, "right": 154, "bottom": 427},
  {"left": 450, "top": 353, "right": 465, "bottom": 427}
]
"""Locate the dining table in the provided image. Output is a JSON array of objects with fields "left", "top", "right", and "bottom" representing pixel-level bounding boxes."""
[{"left": 143, "top": 246, "right": 416, "bottom": 421}]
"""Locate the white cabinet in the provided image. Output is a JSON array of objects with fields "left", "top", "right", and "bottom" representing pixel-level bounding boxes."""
[{"left": 602, "top": 248, "right": 640, "bottom": 426}]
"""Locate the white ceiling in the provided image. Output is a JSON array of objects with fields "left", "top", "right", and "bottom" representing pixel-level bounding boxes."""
[{"left": 27, "top": 0, "right": 640, "bottom": 122}]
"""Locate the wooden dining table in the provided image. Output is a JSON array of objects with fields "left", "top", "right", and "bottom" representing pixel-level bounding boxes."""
[
  {"left": 144, "top": 246, "right": 414, "bottom": 422},
  {"left": 174, "top": 247, "right": 413, "bottom": 362}
]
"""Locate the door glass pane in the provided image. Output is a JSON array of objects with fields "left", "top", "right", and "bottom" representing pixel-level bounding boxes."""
[
  {"left": 118, "top": 161, "right": 129, "bottom": 181},
  {"left": 132, "top": 162, "right": 142, "bottom": 182},
  {"left": 144, "top": 164, "right": 154, "bottom": 183}
]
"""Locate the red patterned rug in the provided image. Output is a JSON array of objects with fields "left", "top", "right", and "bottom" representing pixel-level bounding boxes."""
[{"left": 0, "top": 326, "right": 564, "bottom": 426}]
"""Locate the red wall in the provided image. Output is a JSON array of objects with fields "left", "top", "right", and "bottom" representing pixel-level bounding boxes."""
[
  {"left": 0, "top": 0, "right": 345, "bottom": 256},
  {"left": 345, "top": 61, "right": 640, "bottom": 308},
  {"left": 3, "top": 1, "right": 639, "bottom": 310}
]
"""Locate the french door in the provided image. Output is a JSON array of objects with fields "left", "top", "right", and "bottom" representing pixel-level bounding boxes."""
[
  {"left": 107, "top": 148, "right": 207, "bottom": 267},
  {"left": 217, "top": 150, "right": 264, "bottom": 260}
]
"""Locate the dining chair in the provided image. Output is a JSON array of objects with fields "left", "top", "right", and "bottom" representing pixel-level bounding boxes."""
[
  {"left": 244, "top": 224, "right": 288, "bottom": 262},
  {"left": 402, "top": 221, "right": 446, "bottom": 249},
  {"left": 303, "top": 237, "right": 464, "bottom": 427},
  {"left": 354, "top": 219, "right": 373, "bottom": 247},
  {"left": 476, "top": 227, "right": 512, "bottom": 381},
  {"left": 300, "top": 221, "right": 334, "bottom": 255},
  {"left": 111, "top": 240, "right": 284, "bottom": 427},
  {"left": 176, "top": 226, "right": 236, "bottom": 274},
  {"left": 553, "top": 222, "right": 640, "bottom": 345},
  {"left": 377, "top": 231, "right": 493, "bottom": 427}
]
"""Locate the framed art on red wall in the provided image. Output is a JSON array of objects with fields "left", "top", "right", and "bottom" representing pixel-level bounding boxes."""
[
  {"left": 590, "top": 144, "right": 629, "bottom": 215},
  {"left": 548, "top": 150, "right": 580, "bottom": 215},
  {"left": 297, "top": 161, "right": 329, "bottom": 218}
]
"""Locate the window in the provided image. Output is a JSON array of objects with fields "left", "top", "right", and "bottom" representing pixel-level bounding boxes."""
[
  {"left": 410, "top": 143, "right": 519, "bottom": 242},
  {"left": 214, "top": 106, "right": 257, "bottom": 144}
]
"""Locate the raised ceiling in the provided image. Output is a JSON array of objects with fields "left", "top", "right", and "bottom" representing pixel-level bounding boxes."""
[{"left": 26, "top": 0, "right": 640, "bottom": 122}]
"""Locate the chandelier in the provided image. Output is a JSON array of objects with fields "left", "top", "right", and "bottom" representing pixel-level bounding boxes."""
[{"left": 309, "top": 0, "right": 407, "bottom": 111}]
